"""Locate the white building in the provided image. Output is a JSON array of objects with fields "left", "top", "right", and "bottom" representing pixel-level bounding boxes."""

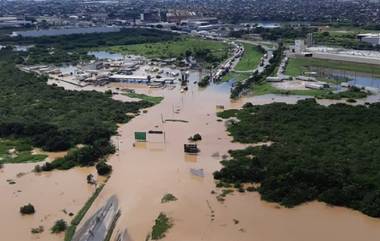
[
  {"left": 357, "top": 33, "right": 380, "bottom": 46},
  {"left": 294, "top": 40, "right": 306, "bottom": 54},
  {"left": 109, "top": 74, "right": 149, "bottom": 83}
]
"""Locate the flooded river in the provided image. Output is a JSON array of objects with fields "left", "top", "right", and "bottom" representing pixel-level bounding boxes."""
[{"left": 2, "top": 70, "right": 380, "bottom": 241}]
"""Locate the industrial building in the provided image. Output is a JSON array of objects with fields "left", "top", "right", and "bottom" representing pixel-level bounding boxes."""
[
  {"left": 294, "top": 40, "right": 306, "bottom": 53},
  {"left": 109, "top": 74, "right": 149, "bottom": 83},
  {"left": 357, "top": 33, "right": 380, "bottom": 46}
]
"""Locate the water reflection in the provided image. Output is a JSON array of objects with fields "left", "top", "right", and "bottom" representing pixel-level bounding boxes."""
[
  {"left": 310, "top": 67, "right": 380, "bottom": 89},
  {"left": 184, "top": 154, "right": 198, "bottom": 163}
]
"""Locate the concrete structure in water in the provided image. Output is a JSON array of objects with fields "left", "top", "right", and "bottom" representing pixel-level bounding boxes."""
[{"left": 357, "top": 33, "right": 380, "bottom": 46}]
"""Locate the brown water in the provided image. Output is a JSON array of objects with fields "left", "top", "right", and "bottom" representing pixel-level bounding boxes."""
[
  {"left": 0, "top": 163, "right": 96, "bottom": 241},
  {"left": 82, "top": 75, "right": 380, "bottom": 241},
  {"left": 2, "top": 73, "right": 380, "bottom": 241}
]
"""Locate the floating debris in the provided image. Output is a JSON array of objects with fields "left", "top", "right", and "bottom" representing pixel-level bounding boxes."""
[
  {"left": 184, "top": 144, "right": 200, "bottom": 154},
  {"left": 165, "top": 119, "right": 189, "bottom": 123},
  {"left": 190, "top": 168, "right": 204, "bottom": 177}
]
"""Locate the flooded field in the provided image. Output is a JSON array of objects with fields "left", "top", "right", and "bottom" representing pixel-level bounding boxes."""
[
  {"left": 0, "top": 163, "right": 96, "bottom": 241},
  {"left": 310, "top": 66, "right": 380, "bottom": 89},
  {"left": 2, "top": 68, "right": 380, "bottom": 241}
]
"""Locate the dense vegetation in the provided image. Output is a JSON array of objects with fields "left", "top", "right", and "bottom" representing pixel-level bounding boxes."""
[
  {"left": 253, "top": 26, "right": 315, "bottom": 42},
  {"left": 1, "top": 28, "right": 178, "bottom": 49},
  {"left": 215, "top": 99, "right": 380, "bottom": 217},
  {"left": 104, "top": 37, "right": 230, "bottom": 67},
  {"left": 230, "top": 26, "right": 314, "bottom": 42},
  {"left": 316, "top": 87, "right": 368, "bottom": 100},
  {"left": 1, "top": 28, "right": 179, "bottom": 65},
  {"left": 0, "top": 48, "right": 152, "bottom": 168}
]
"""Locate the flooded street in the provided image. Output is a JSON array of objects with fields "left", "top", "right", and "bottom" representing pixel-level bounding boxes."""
[
  {"left": 2, "top": 70, "right": 380, "bottom": 241},
  {"left": 80, "top": 72, "right": 380, "bottom": 241}
]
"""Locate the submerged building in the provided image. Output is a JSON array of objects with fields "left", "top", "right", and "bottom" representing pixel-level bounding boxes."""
[{"left": 357, "top": 33, "right": 380, "bottom": 46}]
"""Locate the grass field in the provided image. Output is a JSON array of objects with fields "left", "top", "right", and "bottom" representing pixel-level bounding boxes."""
[
  {"left": 104, "top": 37, "right": 229, "bottom": 64},
  {"left": 222, "top": 43, "right": 264, "bottom": 82},
  {"left": 235, "top": 44, "right": 264, "bottom": 71},
  {"left": 0, "top": 139, "right": 47, "bottom": 164},
  {"left": 286, "top": 57, "right": 380, "bottom": 76},
  {"left": 222, "top": 72, "right": 252, "bottom": 82}
]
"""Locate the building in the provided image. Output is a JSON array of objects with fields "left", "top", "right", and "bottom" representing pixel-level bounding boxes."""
[
  {"left": 0, "top": 16, "right": 32, "bottom": 28},
  {"left": 109, "top": 74, "right": 149, "bottom": 83},
  {"left": 357, "top": 33, "right": 380, "bottom": 46},
  {"left": 294, "top": 40, "right": 306, "bottom": 53},
  {"left": 306, "top": 33, "right": 314, "bottom": 47}
]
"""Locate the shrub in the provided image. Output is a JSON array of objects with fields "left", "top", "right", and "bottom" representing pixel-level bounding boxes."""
[
  {"left": 96, "top": 161, "right": 112, "bottom": 176},
  {"left": 192, "top": 133, "right": 202, "bottom": 141},
  {"left": 242, "top": 102, "right": 254, "bottom": 108},
  {"left": 246, "top": 186, "right": 257, "bottom": 192},
  {"left": 20, "top": 203, "right": 35, "bottom": 215},
  {"left": 87, "top": 174, "right": 95, "bottom": 184},
  {"left": 189, "top": 133, "right": 202, "bottom": 142},
  {"left": 151, "top": 213, "right": 173, "bottom": 240},
  {"left": 34, "top": 164, "right": 42, "bottom": 172},
  {"left": 31, "top": 226, "right": 44, "bottom": 234},
  {"left": 161, "top": 193, "right": 178, "bottom": 203},
  {"left": 198, "top": 75, "right": 210, "bottom": 87},
  {"left": 51, "top": 219, "right": 67, "bottom": 233}
]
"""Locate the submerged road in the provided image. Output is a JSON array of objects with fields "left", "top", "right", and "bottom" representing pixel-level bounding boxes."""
[{"left": 72, "top": 195, "right": 119, "bottom": 241}]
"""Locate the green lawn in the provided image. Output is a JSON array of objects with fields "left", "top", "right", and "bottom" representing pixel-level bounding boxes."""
[
  {"left": 222, "top": 43, "right": 264, "bottom": 82},
  {"left": 0, "top": 139, "right": 47, "bottom": 164},
  {"left": 222, "top": 72, "right": 252, "bottom": 82},
  {"left": 286, "top": 57, "right": 380, "bottom": 76},
  {"left": 104, "top": 37, "right": 229, "bottom": 64},
  {"left": 234, "top": 44, "right": 264, "bottom": 71}
]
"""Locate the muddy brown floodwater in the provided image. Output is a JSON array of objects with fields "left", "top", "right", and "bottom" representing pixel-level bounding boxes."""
[
  {"left": 83, "top": 72, "right": 380, "bottom": 241},
  {"left": 2, "top": 71, "right": 380, "bottom": 241}
]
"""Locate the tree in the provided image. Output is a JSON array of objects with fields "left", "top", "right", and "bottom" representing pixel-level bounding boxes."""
[
  {"left": 20, "top": 203, "right": 35, "bottom": 215},
  {"left": 96, "top": 161, "right": 112, "bottom": 176},
  {"left": 51, "top": 219, "right": 67, "bottom": 233}
]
